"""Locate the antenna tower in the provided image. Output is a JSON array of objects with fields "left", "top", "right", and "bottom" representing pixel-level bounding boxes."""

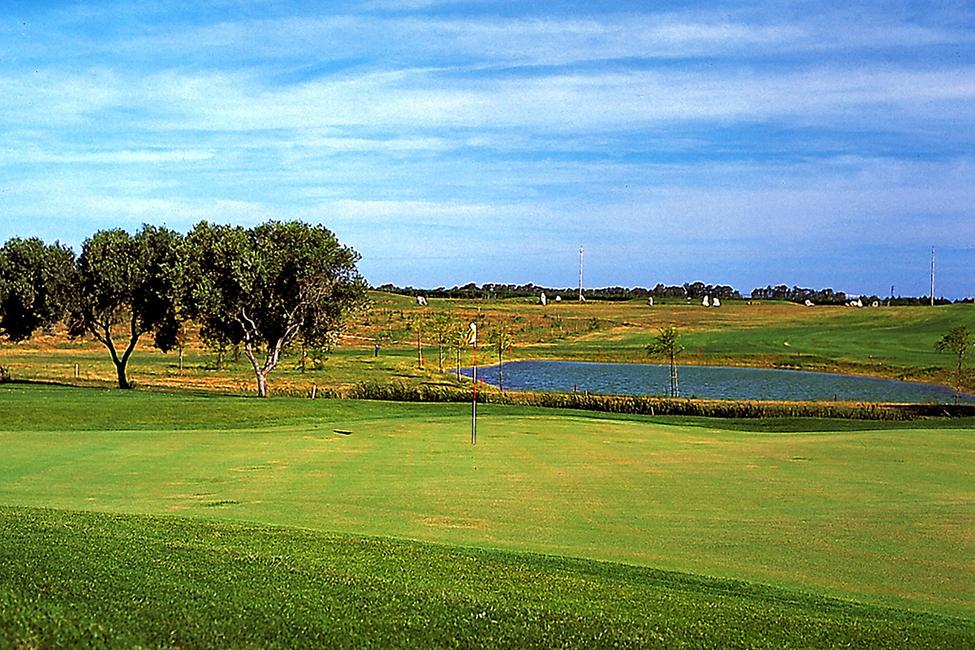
[{"left": 578, "top": 246, "right": 584, "bottom": 302}]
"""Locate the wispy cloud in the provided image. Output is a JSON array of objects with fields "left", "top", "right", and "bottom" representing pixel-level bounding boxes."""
[
  {"left": 17, "top": 8, "right": 973, "bottom": 69},
  {"left": 6, "top": 62, "right": 971, "bottom": 137},
  {"left": 0, "top": 148, "right": 216, "bottom": 166}
]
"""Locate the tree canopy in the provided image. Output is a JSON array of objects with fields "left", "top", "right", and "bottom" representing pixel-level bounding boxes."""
[
  {"left": 68, "top": 225, "right": 184, "bottom": 389},
  {"left": 0, "top": 238, "right": 76, "bottom": 343},
  {"left": 183, "top": 220, "right": 367, "bottom": 397}
]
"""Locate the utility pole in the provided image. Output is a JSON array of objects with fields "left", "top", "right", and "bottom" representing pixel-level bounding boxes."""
[
  {"left": 930, "top": 246, "right": 936, "bottom": 307},
  {"left": 578, "top": 246, "right": 584, "bottom": 302}
]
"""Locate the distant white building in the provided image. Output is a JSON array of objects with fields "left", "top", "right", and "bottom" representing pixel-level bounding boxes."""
[{"left": 702, "top": 296, "right": 710, "bottom": 307}]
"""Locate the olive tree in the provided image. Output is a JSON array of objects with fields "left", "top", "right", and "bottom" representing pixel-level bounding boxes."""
[
  {"left": 0, "top": 237, "right": 76, "bottom": 342},
  {"left": 68, "top": 226, "right": 183, "bottom": 389},
  {"left": 0, "top": 237, "right": 76, "bottom": 381},
  {"left": 183, "top": 221, "right": 366, "bottom": 397}
]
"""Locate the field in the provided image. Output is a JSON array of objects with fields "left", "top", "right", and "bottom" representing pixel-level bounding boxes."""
[
  {"left": 1, "top": 383, "right": 973, "bottom": 646},
  {"left": 1, "top": 296, "right": 974, "bottom": 398},
  {"left": 1, "top": 296, "right": 973, "bottom": 646}
]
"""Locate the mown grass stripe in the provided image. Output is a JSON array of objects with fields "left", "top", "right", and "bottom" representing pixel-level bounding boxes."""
[{"left": 1, "top": 506, "right": 972, "bottom": 649}]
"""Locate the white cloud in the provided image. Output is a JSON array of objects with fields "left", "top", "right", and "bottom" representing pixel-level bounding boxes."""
[
  {"left": 321, "top": 199, "right": 501, "bottom": 229},
  {"left": 0, "top": 148, "right": 215, "bottom": 166},
  {"left": 106, "top": 64, "right": 975, "bottom": 134},
  {"left": 294, "top": 135, "right": 455, "bottom": 153},
  {"left": 52, "top": 10, "right": 975, "bottom": 69},
  {"left": 0, "top": 68, "right": 122, "bottom": 126}
]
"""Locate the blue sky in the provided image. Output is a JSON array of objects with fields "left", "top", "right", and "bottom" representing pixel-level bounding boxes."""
[{"left": 1, "top": 1, "right": 974, "bottom": 297}]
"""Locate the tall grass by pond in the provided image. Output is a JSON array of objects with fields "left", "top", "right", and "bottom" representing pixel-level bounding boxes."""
[{"left": 345, "top": 381, "right": 975, "bottom": 419}]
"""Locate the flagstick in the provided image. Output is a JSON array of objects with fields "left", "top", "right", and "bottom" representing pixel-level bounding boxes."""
[
  {"left": 471, "top": 341, "right": 478, "bottom": 446},
  {"left": 467, "top": 321, "right": 479, "bottom": 446}
]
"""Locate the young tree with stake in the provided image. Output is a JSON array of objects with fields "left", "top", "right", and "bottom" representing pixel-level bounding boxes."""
[
  {"left": 936, "top": 326, "right": 973, "bottom": 391},
  {"left": 431, "top": 311, "right": 454, "bottom": 373},
  {"left": 646, "top": 326, "right": 683, "bottom": 398},
  {"left": 406, "top": 310, "right": 426, "bottom": 370},
  {"left": 487, "top": 323, "right": 513, "bottom": 392}
]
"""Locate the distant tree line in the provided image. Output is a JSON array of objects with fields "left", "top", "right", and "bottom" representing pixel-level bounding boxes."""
[
  {"left": 374, "top": 282, "right": 743, "bottom": 301},
  {"left": 376, "top": 281, "right": 961, "bottom": 305},
  {"left": 750, "top": 285, "right": 849, "bottom": 304},
  {"left": 749, "top": 285, "right": 956, "bottom": 306},
  {"left": 0, "top": 221, "right": 367, "bottom": 396}
]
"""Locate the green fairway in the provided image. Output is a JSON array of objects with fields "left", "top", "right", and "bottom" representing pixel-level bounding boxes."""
[
  {"left": 1, "top": 383, "right": 972, "bottom": 621},
  {"left": 3, "top": 507, "right": 972, "bottom": 649}
]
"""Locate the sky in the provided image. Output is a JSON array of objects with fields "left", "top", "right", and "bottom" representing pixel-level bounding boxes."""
[{"left": 1, "top": 1, "right": 974, "bottom": 298}]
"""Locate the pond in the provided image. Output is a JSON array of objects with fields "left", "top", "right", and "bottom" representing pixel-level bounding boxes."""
[{"left": 461, "top": 360, "right": 974, "bottom": 404}]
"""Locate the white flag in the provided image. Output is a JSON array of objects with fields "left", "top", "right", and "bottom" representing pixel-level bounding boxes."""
[{"left": 468, "top": 322, "right": 477, "bottom": 346}]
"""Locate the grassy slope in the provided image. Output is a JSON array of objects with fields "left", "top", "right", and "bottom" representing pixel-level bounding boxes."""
[
  {"left": 3, "top": 506, "right": 972, "bottom": 649},
  {"left": 1, "top": 384, "right": 972, "bottom": 619}
]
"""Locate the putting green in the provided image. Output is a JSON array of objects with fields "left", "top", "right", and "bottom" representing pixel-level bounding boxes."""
[{"left": 0, "top": 384, "right": 972, "bottom": 617}]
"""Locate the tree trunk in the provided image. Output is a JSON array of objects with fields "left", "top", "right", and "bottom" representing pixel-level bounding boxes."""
[
  {"left": 241, "top": 328, "right": 293, "bottom": 398},
  {"left": 243, "top": 346, "right": 272, "bottom": 398},
  {"left": 669, "top": 352, "right": 679, "bottom": 398},
  {"left": 114, "top": 361, "right": 131, "bottom": 390},
  {"left": 498, "top": 348, "right": 504, "bottom": 392},
  {"left": 99, "top": 318, "right": 139, "bottom": 390}
]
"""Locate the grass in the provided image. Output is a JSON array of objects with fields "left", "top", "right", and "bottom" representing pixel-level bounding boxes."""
[
  {"left": 3, "top": 506, "right": 972, "bottom": 649},
  {"left": 1, "top": 384, "right": 973, "bottom": 621},
  {"left": 1, "top": 295, "right": 973, "bottom": 645}
]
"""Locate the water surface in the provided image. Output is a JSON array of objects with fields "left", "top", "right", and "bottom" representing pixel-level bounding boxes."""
[{"left": 462, "top": 360, "right": 973, "bottom": 404}]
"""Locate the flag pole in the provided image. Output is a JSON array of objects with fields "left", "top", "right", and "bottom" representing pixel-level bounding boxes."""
[{"left": 468, "top": 322, "right": 478, "bottom": 445}]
